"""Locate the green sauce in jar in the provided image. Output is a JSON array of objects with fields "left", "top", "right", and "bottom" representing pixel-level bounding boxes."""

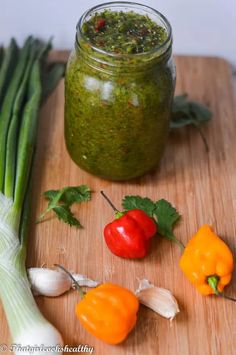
[
  {"left": 65, "top": 2, "right": 175, "bottom": 181},
  {"left": 82, "top": 9, "right": 168, "bottom": 54}
]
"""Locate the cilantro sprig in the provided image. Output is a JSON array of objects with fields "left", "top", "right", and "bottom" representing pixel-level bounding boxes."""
[
  {"left": 171, "top": 94, "right": 212, "bottom": 152},
  {"left": 122, "top": 195, "right": 185, "bottom": 250},
  {"left": 37, "top": 185, "right": 92, "bottom": 228}
]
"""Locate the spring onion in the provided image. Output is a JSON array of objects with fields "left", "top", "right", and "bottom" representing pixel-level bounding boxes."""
[
  {"left": 0, "top": 38, "right": 18, "bottom": 106},
  {"left": 0, "top": 37, "right": 65, "bottom": 353}
]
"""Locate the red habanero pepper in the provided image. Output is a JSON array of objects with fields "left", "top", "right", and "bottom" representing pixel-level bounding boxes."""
[{"left": 101, "top": 191, "right": 157, "bottom": 259}]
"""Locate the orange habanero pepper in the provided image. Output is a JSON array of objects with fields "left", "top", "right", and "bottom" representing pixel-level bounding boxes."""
[
  {"left": 76, "top": 283, "right": 139, "bottom": 344},
  {"left": 179, "top": 225, "right": 234, "bottom": 297}
]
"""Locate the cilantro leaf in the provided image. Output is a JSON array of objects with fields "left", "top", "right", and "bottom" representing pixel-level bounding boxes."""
[
  {"left": 122, "top": 195, "right": 155, "bottom": 217},
  {"left": 153, "top": 199, "right": 180, "bottom": 238},
  {"left": 171, "top": 94, "right": 212, "bottom": 152},
  {"left": 122, "top": 195, "right": 185, "bottom": 250},
  {"left": 61, "top": 185, "right": 91, "bottom": 206},
  {"left": 53, "top": 205, "right": 82, "bottom": 228},
  {"left": 45, "top": 188, "right": 66, "bottom": 209},
  {"left": 38, "top": 185, "right": 92, "bottom": 228},
  {"left": 43, "top": 189, "right": 58, "bottom": 201},
  {"left": 154, "top": 199, "right": 184, "bottom": 250},
  {"left": 43, "top": 185, "right": 91, "bottom": 206},
  {"left": 171, "top": 94, "right": 212, "bottom": 128}
]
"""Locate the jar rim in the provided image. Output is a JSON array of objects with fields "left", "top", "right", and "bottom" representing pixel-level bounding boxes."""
[{"left": 76, "top": 1, "right": 172, "bottom": 59}]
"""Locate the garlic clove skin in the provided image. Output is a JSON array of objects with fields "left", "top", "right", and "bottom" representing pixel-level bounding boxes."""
[
  {"left": 72, "top": 274, "right": 99, "bottom": 288},
  {"left": 135, "top": 279, "right": 180, "bottom": 320},
  {"left": 28, "top": 268, "right": 100, "bottom": 297},
  {"left": 28, "top": 268, "right": 71, "bottom": 297}
]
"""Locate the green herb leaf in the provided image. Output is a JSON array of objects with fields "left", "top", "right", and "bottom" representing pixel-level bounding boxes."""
[
  {"left": 44, "top": 185, "right": 91, "bottom": 207},
  {"left": 154, "top": 199, "right": 185, "bottom": 250},
  {"left": 171, "top": 94, "right": 212, "bottom": 152},
  {"left": 43, "top": 189, "right": 58, "bottom": 201},
  {"left": 122, "top": 195, "right": 185, "bottom": 250},
  {"left": 153, "top": 199, "right": 180, "bottom": 237},
  {"left": 53, "top": 205, "right": 82, "bottom": 228},
  {"left": 38, "top": 185, "right": 92, "bottom": 228},
  {"left": 171, "top": 94, "right": 212, "bottom": 128},
  {"left": 122, "top": 195, "right": 156, "bottom": 217}
]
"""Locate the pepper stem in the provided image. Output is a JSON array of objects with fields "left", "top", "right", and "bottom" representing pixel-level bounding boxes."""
[
  {"left": 54, "top": 264, "right": 85, "bottom": 298},
  {"left": 100, "top": 191, "right": 118, "bottom": 212},
  {"left": 207, "top": 276, "right": 236, "bottom": 302},
  {"left": 166, "top": 231, "right": 185, "bottom": 251},
  {"left": 208, "top": 276, "right": 220, "bottom": 295},
  {"left": 100, "top": 191, "right": 124, "bottom": 219}
]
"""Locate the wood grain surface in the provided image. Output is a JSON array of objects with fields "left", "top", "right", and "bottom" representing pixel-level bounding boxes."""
[{"left": 0, "top": 54, "right": 236, "bottom": 355}]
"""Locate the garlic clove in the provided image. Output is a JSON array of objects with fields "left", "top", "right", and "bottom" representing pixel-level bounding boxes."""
[
  {"left": 28, "top": 268, "right": 99, "bottom": 297},
  {"left": 135, "top": 279, "right": 180, "bottom": 320},
  {"left": 28, "top": 268, "right": 72, "bottom": 297}
]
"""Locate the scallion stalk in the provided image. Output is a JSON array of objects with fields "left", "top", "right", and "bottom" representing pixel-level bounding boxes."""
[
  {"left": 0, "top": 37, "right": 32, "bottom": 191},
  {"left": 4, "top": 40, "right": 39, "bottom": 198},
  {"left": 0, "top": 37, "right": 64, "bottom": 353},
  {"left": 0, "top": 38, "right": 19, "bottom": 106}
]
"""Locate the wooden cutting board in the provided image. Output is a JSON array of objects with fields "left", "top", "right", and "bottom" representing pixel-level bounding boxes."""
[{"left": 1, "top": 54, "right": 236, "bottom": 355}]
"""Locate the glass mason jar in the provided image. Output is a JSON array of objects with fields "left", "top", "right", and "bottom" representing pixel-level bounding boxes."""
[{"left": 65, "top": 2, "right": 175, "bottom": 181}]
